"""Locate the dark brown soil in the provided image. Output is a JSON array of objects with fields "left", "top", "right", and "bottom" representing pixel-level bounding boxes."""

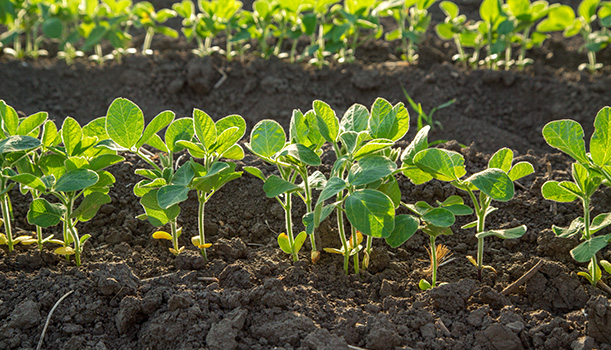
[{"left": 1, "top": 20, "right": 611, "bottom": 350}]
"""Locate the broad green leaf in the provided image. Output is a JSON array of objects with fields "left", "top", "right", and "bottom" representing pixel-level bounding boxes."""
[
  {"left": 279, "top": 143, "right": 321, "bottom": 166},
  {"left": 316, "top": 176, "right": 346, "bottom": 205},
  {"left": 294, "top": 231, "right": 307, "bottom": 253},
  {"left": 348, "top": 155, "right": 397, "bottom": 186},
  {"left": 82, "top": 117, "right": 109, "bottom": 139},
  {"left": 140, "top": 189, "right": 180, "bottom": 226},
  {"left": 378, "top": 178, "right": 401, "bottom": 208},
  {"left": 136, "top": 111, "right": 175, "bottom": 149},
  {"left": 11, "top": 173, "right": 46, "bottom": 192},
  {"left": 172, "top": 163, "right": 195, "bottom": 186},
  {"left": 65, "top": 157, "right": 88, "bottom": 171},
  {"left": 444, "top": 204, "right": 473, "bottom": 216},
  {"left": 0, "top": 135, "right": 40, "bottom": 154},
  {"left": 135, "top": 169, "right": 161, "bottom": 180},
  {"left": 212, "top": 126, "right": 239, "bottom": 155},
  {"left": 27, "top": 198, "right": 65, "bottom": 228},
  {"left": 385, "top": 214, "right": 419, "bottom": 248},
  {"left": 61, "top": 117, "right": 82, "bottom": 156},
  {"left": 165, "top": 118, "right": 195, "bottom": 152},
  {"left": 222, "top": 144, "right": 245, "bottom": 160},
  {"left": 590, "top": 106, "right": 611, "bottom": 167},
  {"left": 422, "top": 208, "right": 455, "bottom": 227},
  {"left": 353, "top": 139, "right": 394, "bottom": 159},
  {"left": 571, "top": 234, "right": 611, "bottom": 262},
  {"left": 401, "top": 125, "right": 430, "bottom": 165},
  {"left": 314, "top": 100, "right": 339, "bottom": 143},
  {"left": 341, "top": 103, "right": 369, "bottom": 132},
  {"left": 480, "top": 0, "right": 502, "bottom": 24},
  {"left": 0, "top": 100, "right": 18, "bottom": 135},
  {"left": 42, "top": 121, "right": 61, "bottom": 147},
  {"left": 71, "top": 192, "right": 111, "bottom": 221},
  {"left": 403, "top": 167, "right": 433, "bottom": 185},
  {"left": 414, "top": 148, "right": 466, "bottom": 181},
  {"left": 216, "top": 114, "right": 246, "bottom": 146},
  {"left": 467, "top": 168, "right": 515, "bottom": 202},
  {"left": 488, "top": 148, "right": 513, "bottom": 172},
  {"left": 369, "top": 98, "right": 410, "bottom": 141},
  {"left": 16, "top": 112, "right": 47, "bottom": 136},
  {"left": 89, "top": 154, "right": 124, "bottom": 171},
  {"left": 440, "top": 1, "right": 459, "bottom": 18},
  {"left": 476, "top": 225, "right": 527, "bottom": 239},
  {"left": 263, "top": 175, "right": 301, "bottom": 198},
  {"left": 39, "top": 154, "right": 66, "bottom": 179},
  {"left": 542, "top": 119, "right": 588, "bottom": 164},
  {"left": 249, "top": 120, "right": 286, "bottom": 158},
  {"left": 177, "top": 140, "right": 206, "bottom": 158},
  {"left": 508, "top": 162, "right": 534, "bottom": 181},
  {"left": 541, "top": 181, "right": 579, "bottom": 202},
  {"left": 345, "top": 189, "right": 395, "bottom": 238},
  {"left": 578, "top": 0, "right": 599, "bottom": 22},
  {"left": 54, "top": 169, "right": 99, "bottom": 192},
  {"left": 552, "top": 217, "right": 585, "bottom": 238},
  {"left": 289, "top": 109, "right": 309, "bottom": 145},
  {"left": 193, "top": 108, "right": 216, "bottom": 149},
  {"left": 277, "top": 233, "right": 292, "bottom": 254},
  {"left": 157, "top": 184, "right": 189, "bottom": 209},
  {"left": 304, "top": 110, "right": 325, "bottom": 148},
  {"left": 106, "top": 98, "right": 144, "bottom": 150},
  {"left": 590, "top": 213, "right": 611, "bottom": 234},
  {"left": 244, "top": 166, "right": 266, "bottom": 182}
]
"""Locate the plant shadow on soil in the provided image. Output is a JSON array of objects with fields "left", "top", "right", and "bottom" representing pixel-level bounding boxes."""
[{"left": 1, "top": 18, "right": 611, "bottom": 350}]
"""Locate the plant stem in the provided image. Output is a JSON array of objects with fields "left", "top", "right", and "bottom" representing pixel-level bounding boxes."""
[
  {"left": 587, "top": 50, "right": 597, "bottom": 73},
  {"left": 337, "top": 207, "right": 349, "bottom": 274},
  {"left": 1, "top": 192, "right": 13, "bottom": 252},
  {"left": 198, "top": 197, "right": 208, "bottom": 261},
  {"left": 143, "top": 27, "right": 155, "bottom": 53},
  {"left": 36, "top": 225, "right": 43, "bottom": 251},
  {"left": 583, "top": 197, "right": 598, "bottom": 286},
  {"left": 226, "top": 27, "right": 233, "bottom": 61},
  {"left": 136, "top": 151, "right": 162, "bottom": 172},
  {"left": 454, "top": 35, "right": 465, "bottom": 62},
  {"left": 302, "top": 170, "right": 318, "bottom": 256},
  {"left": 430, "top": 236, "right": 438, "bottom": 287},
  {"left": 66, "top": 195, "right": 81, "bottom": 266},
  {"left": 351, "top": 225, "right": 359, "bottom": 274},
  {"left": 170, "top": 220, "right": 179, "bottom": 253},
  {"left": 284, "top": 193, "right": 298, "bottom": 262}
]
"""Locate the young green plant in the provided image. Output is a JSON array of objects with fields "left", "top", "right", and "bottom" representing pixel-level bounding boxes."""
[
  {"left": 413, "top": 146, "right": 534, "bottom": 279},
  {"left": 401, "top": 86, "right": 455, "bottom": 133}
]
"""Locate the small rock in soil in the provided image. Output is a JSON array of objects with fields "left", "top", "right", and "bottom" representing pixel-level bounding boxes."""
[
  {"left": 91, "top": 262, "right": 139, "bottom": 297},
  {"left": 213, "top": 237, "right": 248, "bottom": 261},
  {"left": 478, "top": 323, "right": 524, "bottom": 350},
  {"left": 430, "top": 279, "right": 477, "bottom": 313},
  {"left": 206, "top": 308, "right": 248, "bottom": 350},
  {"left": 301, "top": 328, "right": 348, "bottom": 350},
  {"left": 8, "top": 299, "right": 40, "bottom": 329},
  {"left": 586, "top": 295, "right": 611, "bottom": 344},
  {"left": 168, "top": 293, "right": 194, "bottom": 311},
  {"left": 219, "top": 263, "right": 253, "bottom": 289},
  {"left": 366, "top": 314, "right": 401, "bottom": 350},
  {"left": 175, "top": 250, "right": 206, "bottom": 270}
]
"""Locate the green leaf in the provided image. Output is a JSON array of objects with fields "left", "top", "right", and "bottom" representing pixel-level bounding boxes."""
[
  {"left": 401, "top": 125, "right": 430, "bottom": 165},
  {"left": 71, "top": 192, "right": 111, "bottom": 221},
  {"left": 476, "top": 225, "right": 527, "bottom": 239},
  {"left": 0, "top": 100, "right": 18, "bottom": 136},
  {"left": 54, "top": 169, "right": 99, "bottom": 192},
  {"left": 61, "top": 117, "right": 82, "bottom": 156},
  {"left": 216, "top": 114, "right": 246, "bottom": 147},
  {"left": 43, "top": 18, "right": 63, "bottom": 39},
  {"left": 414, "top": 148, "right": 466, "bottom": 181},
  {"left": 27, "top": 198, "right": 65, "bottom": 228},
  {"left": 314, "top": 100, "right": 339, "bottom": 143},
  {"left": 279, "top": 143, "right": 321, "bottom": 166},
  {"left": 289, "top": 109, "right": 310, "bottom": 145},
  {"left": 317, "top": 176, "right": 346, "bottom": 205},
  {"left": 249, "top": 119, "right": 286, "bottom": 158},
  {"left": 16, "top": 112, "right": 47, "bottom": 136},
  {"left": 590, "top": 106, "right": 611, "bottom": 167},
  {"left": 578, "top": 0, "right": 599, "bottom": 22},
  {"left": 422, "top": 208, "right": 455, "bottom": 227},
  {"left": 263, "top": 175, "right": 301, "bottom": 198},
  {"left": 480, "top": 0, "right": 502, "bottom": 24},
  {"left": 348, "top": 155, "right": 397, "bottom": 186},
  {"left": 136, "top": 110, "right": 175, "bottom": 149},
  {"left": 542, "top": 181, "right": 579, "bottom": 202},
  {"left": 508, "top": 161, "right": 534, "bottom": 181},
  {"left": 244, "top": 166, "right": 266, "bottom": 182},
  {"left": 345, "top": 189, "right": 395, "bottom": 238},
  {"left": 294, "top": 231, "right": 307, "bottom": 253},
  {"left": 385, "top": 214, "right": 419, "bottom": 248},
  {"left": 172, "top": 163, "right": 195, "bottom": 186},
  {"left": 277, "top": 233, "right": 292, "bottom": 254},
  {"left": 467, "top": 168, "right": 515, "bottom": 202},
  {"left": 552, "top": 217, "right": 585, "bottom": 238},
  {"left": 440, "top": 1, "right": 459, "bottom": 18},
  {"left": 0, "top": 135, "right": 40, "bottom": 155},
  {"left": 193, "top": 108, "right": 216, "bottom": 149},
  {"left": 378, "top": 178, "right": 401, "bottom": 208},
  {"left": 340, "top": 103, "right": 369, "bottom": 132},
  {"left": 165, "top": 118, "right": 195, "bottom": 152},
  {"left": 222, "top": 144, "right": 245, "bottom": 160},
  {"left": 10, "top": 173, "right": 46, "bottom": 192},
  {"left": 542, "top": 119, "right": 588, "bottom": 164},
  {"left": 42, "top": 120, "right": 61, "bottom": 147},
  {"left": 106, "top": 98, "right": 144, "bottom": 150},
  {"left": 157, "top": 184, "right": 189, "bottom": 209},
  {"left": 140, "top": 189, "right": 180, "bottom": 226},
  {"left": 368, "top": 98, "right": 410, "bottom": 141},
  {"left": 571, "top": 234, "right": 611, "bottom": 262},
  {"left": 353, "top": 139, "right": 394, "bottom": 159},
  {"left": 89, "top": 154, "right": 124, "bottom": 171},
  {"left": 488, "top": 148, "right": 513, "bottom": 172},
  {"left": 39, "top": 154, "right": 65, "bottom": 180},
  {"left": 590, "top": 213, "right": 611, "bottom": 234}
]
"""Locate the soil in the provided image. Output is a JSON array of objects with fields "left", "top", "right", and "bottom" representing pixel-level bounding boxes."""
[{"left": 1, "top": 5, "right": 611, "bottom": 349}]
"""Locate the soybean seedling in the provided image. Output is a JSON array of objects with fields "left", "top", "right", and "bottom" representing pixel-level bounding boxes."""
[
  {"left": 245, "top": 116, "right": 323, "bottom": 263},
  {"left": 0, "top": 101, "right": 45, "bottom": 252},
  {"left": 132, "top": 2, "right": 178, "bottom": 55},
  {"left": 541, "top": 106, "right": 611, "bottom": 286},
  {"left": 401, "top": 86, "right": 456, "bottom": 133},
  {"left": 175, "top": 109, "right": 245, "bottom": 261},
  {"left": 104, "top": 98, "right": 195, "bottom": 256},
  {"left": 14, "top": 116, "right": 124, "bottom": 266},
  {"left": 401, "top": 196, "right": 473, "bottom": 290},
  {"left": 413, "top": 147, "right": 534, "bottom": 280},
  {"left": 310, "top": 99, "right": 411, "bottom": 274}
]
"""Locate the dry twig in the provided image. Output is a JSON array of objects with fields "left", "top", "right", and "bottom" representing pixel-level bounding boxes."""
[
  {"left": 37, "top": 290, "right": 74, "bottom": 350},
  {"left": 501, "top": 260, "right": 545, "bottom": 296}
]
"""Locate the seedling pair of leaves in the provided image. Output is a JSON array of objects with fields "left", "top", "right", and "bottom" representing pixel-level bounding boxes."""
[
  {"left": 409, "top": 144, "right": 534, "bottom": 279},
  {"left": 13, "top": 114, "right": 123, "bottom": 266},
  {"left": 310, "top": 98, "right": 409, "bottom": 274},
  {"left": 106, "top": 98, "right": 244, "bottom": 258},
  {"left": 541, "top": 106, "right": 611, "bottom": 286},
  {"left": 401, "top": 195, "right": 473, "bottom": 290},
  {"left": 245, "top": 106, "right": 325, "bottom": 263},
  {"left": 131, "top": 1, "right": 178, "bottom": 54}
]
